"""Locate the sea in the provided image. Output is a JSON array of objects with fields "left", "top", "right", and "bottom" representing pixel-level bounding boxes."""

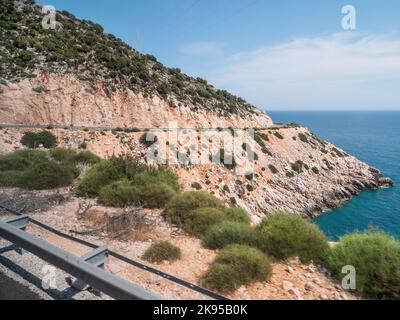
[{"left": 269, "top": 111, "right": 400, "bottom": 241}]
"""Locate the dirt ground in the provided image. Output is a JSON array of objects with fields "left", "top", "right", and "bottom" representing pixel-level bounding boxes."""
[{"left": 0, "top": 188, "right": 358, "bottom": 300}]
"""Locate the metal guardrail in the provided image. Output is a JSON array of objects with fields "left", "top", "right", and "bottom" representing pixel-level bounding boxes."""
[
  {"left": 0, "top": 219, "right": 161, "bottom": 300},
  {"left": 0, "top": 204, "right": 228, "bottom": 300}
]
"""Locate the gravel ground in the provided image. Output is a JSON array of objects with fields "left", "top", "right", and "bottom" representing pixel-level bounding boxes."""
[{"left": 0, "top": 238, "right": 111, "bottom": 300}]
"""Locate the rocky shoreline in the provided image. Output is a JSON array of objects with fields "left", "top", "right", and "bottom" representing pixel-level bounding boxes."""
[{"left": 0, "top": 125, "right": 394, "bottom": 222}]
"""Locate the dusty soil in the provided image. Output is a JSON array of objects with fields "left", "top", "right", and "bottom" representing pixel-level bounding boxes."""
[{"left": 0, "top": 188, "right": 359, "bottom": 300}]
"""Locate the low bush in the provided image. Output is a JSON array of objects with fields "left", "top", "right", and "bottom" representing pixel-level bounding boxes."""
[
  {"left": 0, "top": 150, "right": 75, "bottom": 190},
  {"left": 21, "top": 131, "right": 57, "bottom": 149},
  {"left": 312, "top": 167, "right": 320, "bottom": 174},
  {"left": 258, "top": 213, "right": 330, "bottom": 264},
  {"left": 328, "top": 231, "right": 400, "bottom": 299},
  {"left": 202, "top": 222, "right": 260, "bottom": 249},
  {"left": 182, "top": 207, "right": 227, "bottom": 237},
  {"left": 18, "top": 161, "right": 75, "bottom": 190},
  {"left": 191, "top": 182, "right": 202, "bottom": 190},
  {"left": 98, "top": 180, "right": 139, "bottom": 207},
  {"left": 268, "top": 164, "right": 278, "bottom": 174},
  {"left": 298, "top": 133, "right": 309, "bottom": 143},
  {"left": 165, "top": 191, "right": 225, "bottom": 227},
  {"left": 72, "top": 151, "right": 100, "bottom": 165},
  {"left": 130, "top": 167, "right": 180, "bottom": 193},
  {"left": 137, "top": 182, "right": 177, "bottom": 208},
  {"left": 223, "top": 207, "right": 251, "bottom": 225},
  {"left": 76, "top": 160, "right": 120, "bottom": 197},
  {"left": 291, "top": 160, "right": 304, "bottom": 174},
  {"left": 98, "top": 179, "right": 177, "bottom": 209},
  {"left": 201, "top": 245, "right": 272, "bottom": 293},
  {"left": 50, "top": 148, "right": 100, "bottom": 165},
  {"left": 142, "top": 241, "right": 181, "bottom": 264}
]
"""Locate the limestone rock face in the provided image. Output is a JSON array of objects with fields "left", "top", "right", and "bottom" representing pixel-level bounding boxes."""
[
  {"left": 0, "top": 74, "right": 272, "bottom": 129},
  {"left": 0, "top": 74, "right": 392, "bottom": 222}
]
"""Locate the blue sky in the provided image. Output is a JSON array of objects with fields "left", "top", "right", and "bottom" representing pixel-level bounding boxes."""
[{"left": 44, "top": 0, "right": 400, "bottom": 111}]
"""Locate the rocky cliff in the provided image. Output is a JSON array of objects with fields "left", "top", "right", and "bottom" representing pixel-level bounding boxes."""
[
  {"left": 0, "top": 0, "right": 393, "bottom": 221},
  {"left": 0, "top": 73, "right": 272, "bottom": 129}
]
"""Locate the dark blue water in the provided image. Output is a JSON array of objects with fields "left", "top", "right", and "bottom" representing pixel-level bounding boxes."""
[{"left": 269, "top": 111, "right": 400, "bottom": 241}]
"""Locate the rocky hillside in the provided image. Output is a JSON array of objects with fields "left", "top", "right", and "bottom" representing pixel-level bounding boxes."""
[
  {"left": 0, "top": 0, "right": 271, "bottom": 128},
  {"left": 0, "top": 126, "right": 393, "bottom": 221},
  {"left": 0, "top": 0, "right": 393, "bottom": 220}
]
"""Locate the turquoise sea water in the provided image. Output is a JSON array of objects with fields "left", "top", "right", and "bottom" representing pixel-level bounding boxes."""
[{"left": 269, "top": 111, "right": 400, "bottom": 241}]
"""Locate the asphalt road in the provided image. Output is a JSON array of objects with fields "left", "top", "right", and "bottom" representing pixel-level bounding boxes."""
[{"left": 0, "top": 272, "right": 41, "bottom": 300}]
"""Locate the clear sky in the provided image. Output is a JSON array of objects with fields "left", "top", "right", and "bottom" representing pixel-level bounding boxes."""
[{"left": 43, "top": 0, "right": 400, "bottom": 111}]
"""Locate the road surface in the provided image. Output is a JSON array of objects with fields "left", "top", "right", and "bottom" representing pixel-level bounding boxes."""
[{"left": 0, "top": 272, "right": 41, "bottom": 300}]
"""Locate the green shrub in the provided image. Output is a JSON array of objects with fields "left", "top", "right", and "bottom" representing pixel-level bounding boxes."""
[
  {"left": 50, "top": 148, "right": 100, "bottom": 165},
  {"left": 312, "top": 167, "right": 320, "bottom": 174},
  {"left": 73, "top": 151, "right": 100, "bottom": 165},
  {"left": 258, "top": 214, "right": 330, "bottom": 264},
  {"left": 98, "top": 180, "right": 139, "bottom": 207},
  {"left": 273, "top": 132, "right": 284, "bottom": 140},
  {"left": 191, "top": 182, "right": 202, "bottom": 190},
  {"left": 223, "top": 207, "right": 251, "bottom": 225},
  {"left": 183, "top": 207, "right": 227, "bottom": 237},
  {"left": 268, "top": 164, "right": 278, "bottom": 174},
  {"left": 131, "top": 167, "right": 180, "bottom": 192},
  {"left": 298, "top": 133, "right": 309, "bottom": 143},
  {"left": 76, "top": 160, "right": 120, "bottom": 197},
  {"left": 99, "top": 180, "right": 176, "bottom": 208},
  {"left": 328, "top": 231, "right": 400, "bottom": 299},
  {"left": 49, "top": 148, "right": 77, "bottom": 163},
  {"left": 291, "top": 160, "right": 304, "bottom": 174},
  {"left": 165, "top": 192, "right": 225, "bottom": 227},
  {"left": 142, "top": 241, "right": 181, "bottom": 264},
  {"left": 201, "top": 245, "right": 272, "bottom": 293},
  {"left": 21, "top": 131, "right": 57, "bottom": 149},
  {"left": 332, "top": 147, "right": 346, "bottom": 158},
  {"left": 202, "top": 222, "right": 260, "bottom": 249},
  {"left": 0, "top": 150, "right": 75, "bottom": 190},
  {"left": 18, "top": 161, "right": 75, "bottom": 190},
  {"left": 138, "top": 182, "right": 177, "bottom": 209},
  {"left": 0, "top": 150, "right": 48, "bottom": 171}
]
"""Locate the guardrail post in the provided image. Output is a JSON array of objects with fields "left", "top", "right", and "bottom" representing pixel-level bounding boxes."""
[
  {"left": 69, "top": 246, "right": 108, "bottom": 294},
  {"left": 3, "top": 215, "right": 29, "bottom": 255}
]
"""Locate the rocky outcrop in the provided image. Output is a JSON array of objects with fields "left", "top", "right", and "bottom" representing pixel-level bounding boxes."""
[
  {"left": 0, "top": 123, "right": 393, "bottom": 222},
  {"left": 0, "top": 74, "right": 272, "bottom": 129}
]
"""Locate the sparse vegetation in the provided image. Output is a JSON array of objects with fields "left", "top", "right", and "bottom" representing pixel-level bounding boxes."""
[
  {"left": 273, "top": 132, "right": 284, "bottom": 140},
  {"left": 0, "top": 150, "right": 75, "bottom": 190},
  {"left": 77, "top": 156, "right": 179, "bottom": 207},
  {"left": 21, "top": 131, "right": 57, "bottom": 149},
  {"left": 268, "top": 164, "right": 278, "bottom": 174},
  {"left": 0, "top": 0, "right": 260, "bottom": 116},
  {"left": 291, "top": 160, "right": 304, "bottom": 174},
  {"left": 328, "top": 231, "right": 400, "bottom": 299},
  {"left": 165, "top": 192, "right": 225, "bottom": 227},
  {"left": 202, "top": 222, "right": 260, "bottom": 249},
  {"left": 298, "top": 133, "right": 309, "bottom": 143},
  {"left": 258, "top": 213, "right": 330, "bottom": 264},
  {"left": 191, "top": 182, "right": 202, "bottom": 190},
  {"left": 332, "top": 147, "right": 345, "bottom": 158},
  {"left": 312, "top": 167, "right": 320, "bottom": 174},
  {"left": 201, "top": 245, "right": 272, "bottom": 293},
  {"left": 223, "top": 207, "right": 251, "bottom": 225},
  {"left": 142, "top": 241, "right": 181, "bottom": 264},
  {"left": 182, "top": 207, "right": 227, "bottom": 237},
  {"left": 76, "top": 160, "right": 120, "bottom": 197}
]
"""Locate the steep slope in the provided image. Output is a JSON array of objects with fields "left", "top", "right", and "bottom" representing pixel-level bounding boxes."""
[
  {"left": 0, "top": 0, "right": 271, "bottom": 128},
  {"left": 0, "top": 0, "right": 393, "bottom": 220}
]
